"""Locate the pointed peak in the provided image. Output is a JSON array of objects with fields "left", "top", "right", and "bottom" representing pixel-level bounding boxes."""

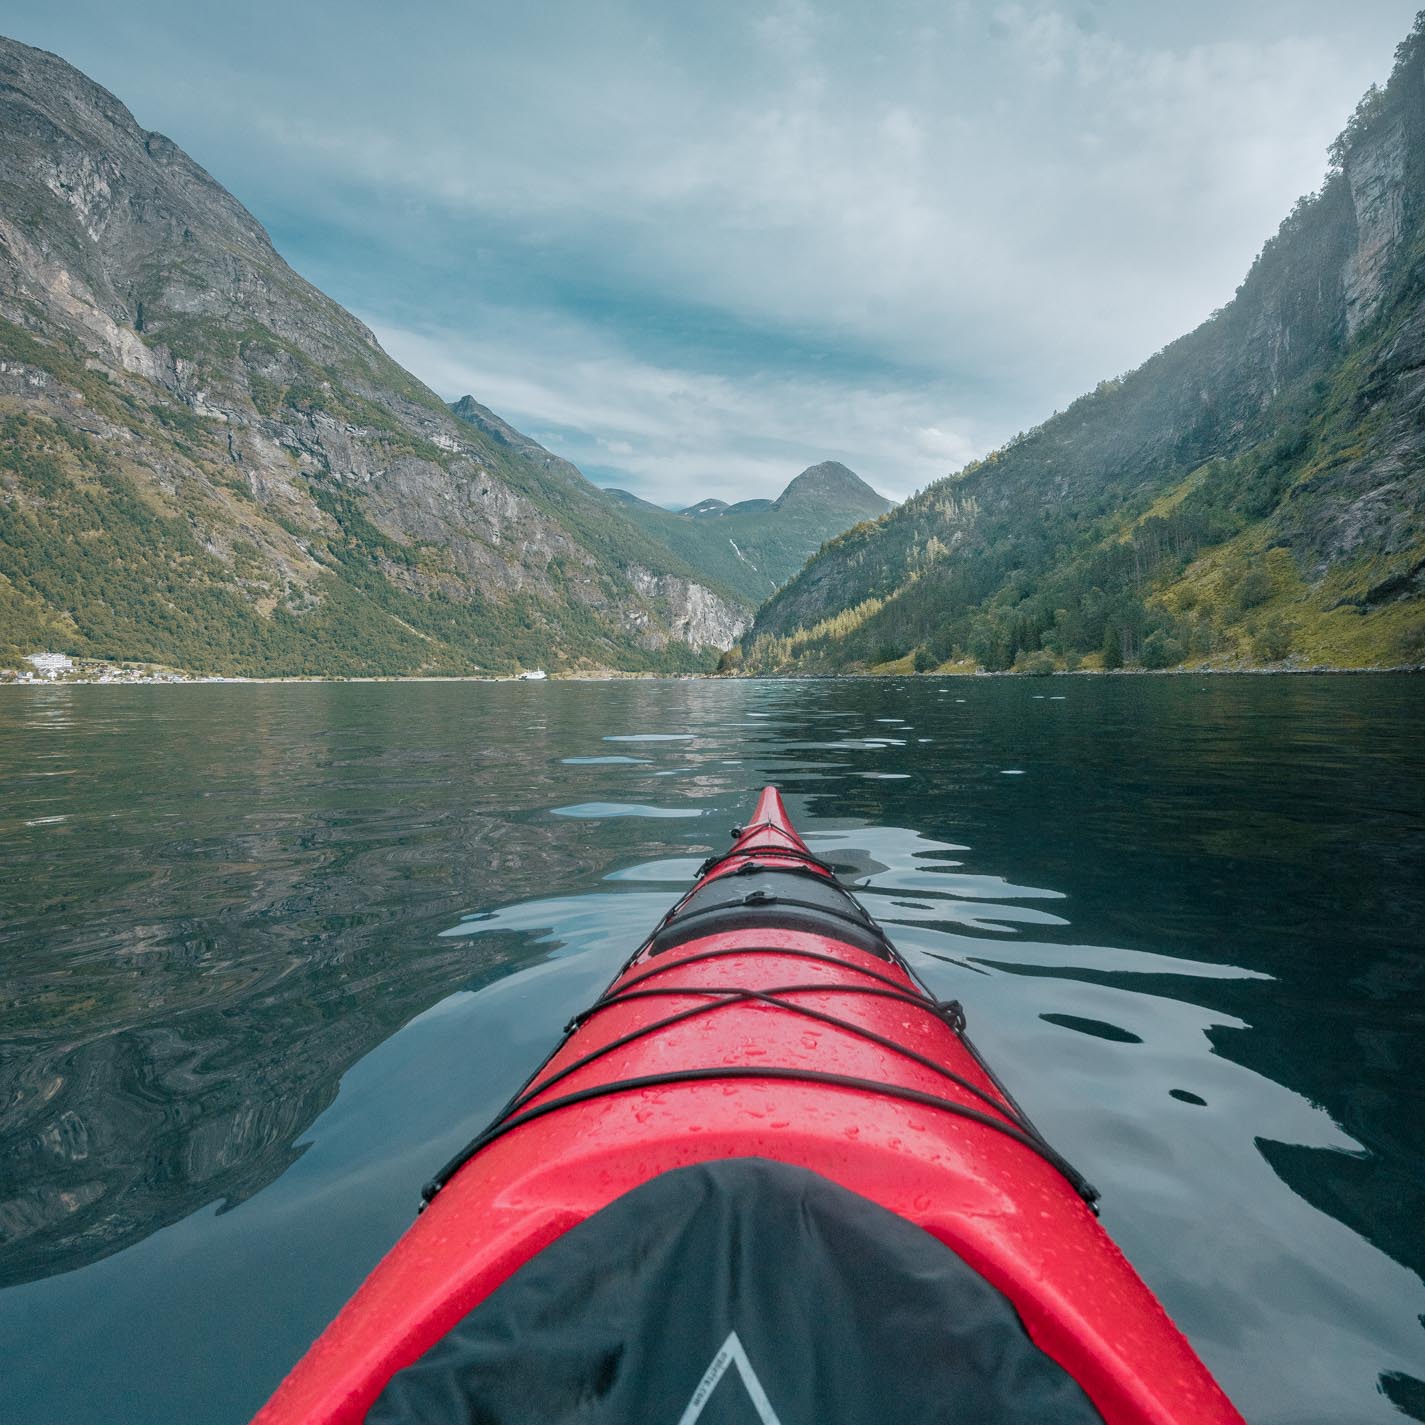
[{"left": 774, "top": 462, "right": 891, "bottom": 513}]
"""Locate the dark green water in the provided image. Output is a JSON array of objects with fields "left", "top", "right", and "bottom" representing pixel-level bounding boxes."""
[{"left": 1, "top": 676, "right": 1422, "bottom": 1424}]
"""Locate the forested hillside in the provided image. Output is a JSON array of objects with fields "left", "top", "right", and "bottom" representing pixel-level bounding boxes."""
[
  {"left": 0, "top": 37, "right": 744, "bottom": 676},
  {"left": 598, "top": 461, "right": 892, "bottom": 607},
  {"left": 746, "top": 17, "right": 1425, "bottom": 675},
  {"left": 445, "top": 410, "right": 891, "bottom": 616}
]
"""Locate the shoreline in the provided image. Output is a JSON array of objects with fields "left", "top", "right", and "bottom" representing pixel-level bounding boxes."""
[{"left": 2, "top": 664, "right": 1421, "bottom": 688}]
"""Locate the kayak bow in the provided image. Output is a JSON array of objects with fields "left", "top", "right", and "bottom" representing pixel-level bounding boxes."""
[{"left": 255, "top": 786, "right": 1242, "bottom": 1424}]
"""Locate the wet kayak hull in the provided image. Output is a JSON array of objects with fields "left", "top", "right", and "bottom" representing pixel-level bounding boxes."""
[{"left": 255, "top": 787, "right": 1241, "bottom": 1425}]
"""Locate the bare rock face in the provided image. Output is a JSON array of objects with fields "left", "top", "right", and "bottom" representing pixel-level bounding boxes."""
[
  {"left": 628, "top": 567, "right": 749, "bottom": 648},
  {"left": 445, "top": 395, "right": 747, "bottom": 650},
  {"left": 0, "top": 36, "right": 737, "bottom": 672},
  {"left": 1343, "top": 115, "right": 1408, "bottom": 337}
]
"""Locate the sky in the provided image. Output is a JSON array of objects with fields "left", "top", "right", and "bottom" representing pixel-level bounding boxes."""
[{"left": 2, "top": 1, "right": 1420, "bottom": 504}]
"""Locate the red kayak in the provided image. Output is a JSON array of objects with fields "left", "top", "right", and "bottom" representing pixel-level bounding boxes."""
[{"left": 255, "top": 787, "right": 1242, "bottom": 1424}]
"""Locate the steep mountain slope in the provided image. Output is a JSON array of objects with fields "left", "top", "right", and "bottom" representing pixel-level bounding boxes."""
[
  {"left": 747, "top": 19, "right": 1425, "bottom": 674},
  {"left": 447, "top": 394, "right": 750, "bottom": 618},
  {"left": 597, "top": 459, "right": 892, "bottom": 607},
  {"left": 0, "top": 37, "right": 744, "bottom": 676}
]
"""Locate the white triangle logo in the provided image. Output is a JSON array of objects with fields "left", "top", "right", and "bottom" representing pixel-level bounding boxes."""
[{"left": 676, "top": 1330, "right": 785, "bottom": 1425}]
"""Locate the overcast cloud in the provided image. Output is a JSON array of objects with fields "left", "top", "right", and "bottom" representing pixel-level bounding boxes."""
[{"left": 3, "top": 1, "right": 1418, "bottom": 502}]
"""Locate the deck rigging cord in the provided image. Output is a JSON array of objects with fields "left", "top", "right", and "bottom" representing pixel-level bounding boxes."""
[{"left": 423, "top": 836, "right": 1099, "bottom": 1211}]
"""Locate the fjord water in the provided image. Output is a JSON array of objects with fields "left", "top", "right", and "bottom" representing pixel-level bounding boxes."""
[{"left": 1, "top": 677, "right": 1422, "bottom": 1424}]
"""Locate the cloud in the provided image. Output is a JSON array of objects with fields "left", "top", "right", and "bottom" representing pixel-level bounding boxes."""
[
  {"left": 233, "top": 2, "right": 1403, "bottom": 416},
  {"left": 915, "top": 425, "right": 978, "bottom": 466},
  {"left": 5, "top": 0, "right": 1419, "bottom": 502},
  {"left": 372, "top": 310, "right": 980, "bottom": 504}
]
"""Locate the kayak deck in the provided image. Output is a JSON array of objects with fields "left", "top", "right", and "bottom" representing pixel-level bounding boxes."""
[{"left": 255, "top": 787, "right": 1242, "bottom": 1424}]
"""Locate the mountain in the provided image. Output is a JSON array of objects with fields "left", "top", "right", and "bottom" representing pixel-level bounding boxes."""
[
  {"left": 746, "top": 19, "right": 1425, "bottom": 675},
  {"left": 0, "top": 37, "right": 745, "bottom": 677},
  {"left": 602, "top": 460, "right": 893, "bottom": 609},
  {"left": 603, "top": 486, "right": 667, "bottom": 513}
]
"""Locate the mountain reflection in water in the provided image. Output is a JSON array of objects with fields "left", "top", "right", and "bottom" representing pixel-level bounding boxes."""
[{"left": 1, "top": 676, "right": 1422, "bottom": 1425}]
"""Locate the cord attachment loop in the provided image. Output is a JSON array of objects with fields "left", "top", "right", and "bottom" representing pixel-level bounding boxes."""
[{"left": 940, "top": 999, "right": 967, "bottom": 1034}]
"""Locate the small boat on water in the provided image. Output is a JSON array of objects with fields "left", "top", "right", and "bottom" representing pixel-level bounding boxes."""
[
  {"left": 517, "top": 669, "right": 548, "bottom": 681},
  {"left": 255, "top": 787, "right": 1242, "bottom": 1424}
]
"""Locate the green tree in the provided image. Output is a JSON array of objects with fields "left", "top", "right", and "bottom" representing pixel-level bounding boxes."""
[
  {"left": 1251, "top": 617, "right": 1293, "bottom": 662},
  {"left": 1015, "top": 650, "right": 1055, "bottom": 676},
  {"left": 1141, "top": 630, "right": 1185, "bottom": 669},
  {"left": 1233, "top": 567, "right": 1273, "bottom": 614}
]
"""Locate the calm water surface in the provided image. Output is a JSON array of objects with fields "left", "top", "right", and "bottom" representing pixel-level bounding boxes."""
[{"left": 1, "top": 676, "right": 1422, "bottom": 1423}]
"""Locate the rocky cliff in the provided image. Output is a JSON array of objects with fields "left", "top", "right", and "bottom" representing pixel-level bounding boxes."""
[
  {"left": 0, "top": 37, "right": 744, "bottom": 674},
  {"left": 748, "top": 18, "right": 1425, "bottom": 674}
]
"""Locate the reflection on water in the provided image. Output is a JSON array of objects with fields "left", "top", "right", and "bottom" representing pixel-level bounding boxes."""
[
  {"left": 1, "top": 676, "right": 1423, "bottom": 1424},
  {"left": 551, "top": 801, "right": 705, "bottom": 819},
  {"left": 816, "top": 818, "right": 1425, "bottom": 1423}
]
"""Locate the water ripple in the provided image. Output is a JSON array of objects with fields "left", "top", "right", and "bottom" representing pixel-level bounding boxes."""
[
  {"left": 1, "top": 676, "right": 1421, "bottom": 1425},
  {"left": 551, "top": 802, "right": 704, "bottom": 819}
]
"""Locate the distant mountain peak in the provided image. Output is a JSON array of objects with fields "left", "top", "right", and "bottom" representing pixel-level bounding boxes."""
[
  {"left": 603, "top": 487, "right": 664, "bottom": 512},
  {"left": 449, "top": 395, "right": 549, "bottom": 463},
  {"left": 774, "top": 461, "right": 889, "bottom": 512},
  {"left": 590, "top": 458, "right": 894, "bottom": 607}
]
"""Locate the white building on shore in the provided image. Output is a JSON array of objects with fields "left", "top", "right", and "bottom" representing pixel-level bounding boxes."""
[{"left": 25, "top": 652, "right": 73, "bottom": 678}]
